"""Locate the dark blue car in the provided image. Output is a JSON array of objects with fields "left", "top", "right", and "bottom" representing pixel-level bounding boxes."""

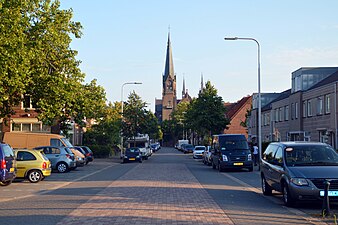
[{"left": 0, "top": 143, "right": 16, "bottom": 186}]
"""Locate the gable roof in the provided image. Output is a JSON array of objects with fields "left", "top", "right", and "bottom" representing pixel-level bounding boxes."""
[{"left": 225, "top": 96, "right": 252, "bottom": 119}]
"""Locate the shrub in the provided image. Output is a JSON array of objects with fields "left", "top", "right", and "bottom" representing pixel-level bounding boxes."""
[{"left": 86, "top": 145, "right": 117, "bottom": 158}]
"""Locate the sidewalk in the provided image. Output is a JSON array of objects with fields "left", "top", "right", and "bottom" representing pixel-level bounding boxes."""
[{"left": 57, "top": 161, "right": 234, "bottom": 225}]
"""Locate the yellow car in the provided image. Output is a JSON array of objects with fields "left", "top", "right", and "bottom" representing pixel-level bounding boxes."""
[{"left": 13, "top": 149, "right": 52, "bottom": 183}]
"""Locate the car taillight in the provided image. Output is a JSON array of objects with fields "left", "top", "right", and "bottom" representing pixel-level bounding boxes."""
[
  {"left": 66, "top": 154, "right": 71, "bottom": 159},
  {"left": 42, "top": 162, "right": 47, "bottom": 169},
  {"left": 86, "top": 153, "right": 90, "bottom": 157},
  {"left": 1, "top": 159, "right": 6, "bottom": 169}
]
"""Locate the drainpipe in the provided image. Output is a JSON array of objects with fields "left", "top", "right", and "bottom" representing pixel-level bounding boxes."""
[{"left": 335, "top": 82, "right": 338, "bottom": 149}]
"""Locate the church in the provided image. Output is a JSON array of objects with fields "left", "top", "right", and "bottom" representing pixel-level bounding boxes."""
[{"left": 155, "top": 32, "right": 193, "bottom": 122}]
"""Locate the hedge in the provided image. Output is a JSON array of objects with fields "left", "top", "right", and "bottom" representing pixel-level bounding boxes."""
[{"left": 85, "top": 145, "right": 119, "bottom": 158}]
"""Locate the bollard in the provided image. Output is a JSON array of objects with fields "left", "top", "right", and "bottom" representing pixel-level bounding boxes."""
[{"left": 321, "top": 180, "right": 331, "bottom": 217}]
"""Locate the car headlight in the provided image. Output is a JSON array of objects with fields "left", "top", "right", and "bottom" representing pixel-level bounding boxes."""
[
  {"left": 124, "top": 156, "right": 128, "bottom": 158},
  {"left": 248, "top": 154, "right": 252, "bottom": 161},
  {"left": 222, "top": 155, "right": 228, "bottom": 161},
  {"left": 136, "top": 155, "right": 140, "bottom": 158},
  {"left": 291, "top": 178, "right": 309, "bottom": 186}
]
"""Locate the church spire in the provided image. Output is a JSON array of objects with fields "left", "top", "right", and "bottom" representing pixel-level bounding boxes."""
[
  {"left": 163, "top": 31, "right": 174, "bottom": 82},
  {"left": 182, "top": 76, "right": 186, "bottom": 98}
]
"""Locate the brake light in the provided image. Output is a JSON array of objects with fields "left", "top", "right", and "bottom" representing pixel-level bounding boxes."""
[
  {"left": 66, "top": 154, "right": 71, "bottom": 159},
  {"left": 0, "top": 159, "right": 6, "bottom": 169},
  {"left": 42, "top": 162, "right": 47, "bottom": 169},
  {"left": 86, "top": 153, "right": 90, "bottom": 157}
]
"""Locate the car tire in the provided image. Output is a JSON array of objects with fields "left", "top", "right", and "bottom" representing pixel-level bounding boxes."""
[
  {"left": 28, "top": 170, "right": 42, "bottom": 183},
  {"left": 57, "top": 162, "right": 69, "bottom": 173},
  {"left": 283, "top": 183, "right": 295, "bottom": 207},
  {"left": 261, "top": 176, "right": 272, "bottom": 195},
  {"left": 0, "top": 180, "right": 12, "bottom": 186}
]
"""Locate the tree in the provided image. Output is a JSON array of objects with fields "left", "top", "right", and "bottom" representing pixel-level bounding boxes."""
[
  {"left": 122, "top": 91, "right": 147, "bottom": 140},
  {"left": 83, "top": 101, "right": 121, "bottom": 146},
  {"left": 186, "top": 81, "right": 229, "bottom": 145},
  {"left": 0, "top": 0, "right": 94, "bottom": 133}
]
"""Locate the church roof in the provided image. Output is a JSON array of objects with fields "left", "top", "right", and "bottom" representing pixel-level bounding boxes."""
[{"left": 163, "top": 32, "right": 174, "bottom": 82}]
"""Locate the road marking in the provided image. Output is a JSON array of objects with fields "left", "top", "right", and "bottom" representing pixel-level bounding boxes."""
[
  {"left": 0, "top": 163, "right": 118, "bottom": 203},
  {"left": 221, "top": 172, "right": 328, "bottom": 225}
]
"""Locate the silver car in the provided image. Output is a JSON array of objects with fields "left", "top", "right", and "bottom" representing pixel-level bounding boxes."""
[
  {"left": 34, "top": 146, "right": 77, "bottom": 173},
  {"left": 261, "top": 142, "right": 338, "bottom": 206}
]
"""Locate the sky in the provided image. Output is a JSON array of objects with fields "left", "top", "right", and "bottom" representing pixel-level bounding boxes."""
[{"left": 60, "top": 0, "right": 338, "bottom": 111}]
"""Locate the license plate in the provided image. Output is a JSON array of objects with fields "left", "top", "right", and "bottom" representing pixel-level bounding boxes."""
[
  {"left": 9, "top": 167, "right": 15, "bottom": 172},
  {"left": 129, "top": 158, "right": 135, "bottom": 161},
  {"left": 320, "top": 191, "right": 338, "bottom": 197},
  {"left": 233, "top": 162, "right": 243, "bottom": 166}
]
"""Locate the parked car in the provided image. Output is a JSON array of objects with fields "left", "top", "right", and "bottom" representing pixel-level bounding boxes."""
[
  {"left": 0, "top": 143, "right": 16, "bottom": 186},
  {"left": 13, "top": 149, "right": 51, "bottom": 183},
  {"left": 34, "top": 146, "right": 76, "bottom": 173},
  {"left": 202, "top": 146, "right": 212, "bottom": 166},
  {"left": 122, "top": 147, "right": 142, "bottom": 163},
  {"left": 183, "top": 144, "right": 194, "bottom": 154},
  {"left": 211, "top": 134, "right": 253, "bottom": 172},
  {"left": 177, "top": 140, "right": 189, "bottom": 151},
  {"left": 69, "top": 147, "right": 85, "bottom": 167},
  {"left": 77, "top": 146, "right": 94, "bottom": 163},
  {"left": 73, "top": 146, "right": 89, "bottom": 165},
  {"left": 193, "top": 146, "right": 206, "bottom": 159},
  {"left": 261, "top": 142, "right": 338, "bottom": 206},
  {"left": 150, "top": 143, "right": 161, "bottom": 152}
]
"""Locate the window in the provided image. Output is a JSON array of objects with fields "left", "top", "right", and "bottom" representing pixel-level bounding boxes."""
[
  {"left": 263, "top": 144, "right": 278, "bottom": 163},
  {"left": 23, "top": 95, "right": 31, "bottom": 109},
  {"left": 22, "top": 124, "right": 30, "bottom": 132},
  {"left": 11, "top": 123, "right": 44, "bottom": 132},
  {"left": 50, "top": 147, "right": 61, "bottom": 154},
  {"left": 291, "top": 103, "right": 294, "bottom": 120},
  {"left": 325, "top": 94, "right": 330, "bottom": 114},
  {"left": 285, "top": 106, "right": 289, "bottom": 121},
  {"left": 32, "top": 124, "right": 40, "bottom": 132},
  {"left": 17, "top": 151, "right": 36, "bottom": 161},
  {"left": 279, "top": 108, "right": 283, "bottom": 121},
  {"left": 295, "top": 102, "right": 299, "bottom": 119},
  {"left": 317, "top": 97, "right": 323, "bottom": 115},
  {"left": 12, "top": 123, "right": 21, "bottom": 131},
  {"left": 50, "top": 139, "right": 63, "bottom": 147},
  {"left": 307, "top": 100, "right": 312, "bottom": 116},
  {"left": 302, "top": 101, "right": 307, "bottom": 117},
  {"left": 274, "top": 147, "right": 283, "bottom": 164}
]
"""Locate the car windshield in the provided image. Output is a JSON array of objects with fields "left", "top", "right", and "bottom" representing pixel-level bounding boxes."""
[
  {"left": 185, "top": 144, "right": 194, "bottom": 149},
  {"left": 220, "top": 140, "right": 249, "bottom": 151},
  {"left": 285, "top": 145, "right": 338, "bottom": 166},
  {"left": 195, "top": 147, "right": 206, "bottom": 150},
  {"left": 61, "top": 138, "right": 73, "bottom": 147},
  {"left": 127, "top": 148, "right": 140, "bottom": 153}
]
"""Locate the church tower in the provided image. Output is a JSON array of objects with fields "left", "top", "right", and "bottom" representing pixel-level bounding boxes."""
[{"left": 161, "top": 32, "right": 177, "bottom": 121}]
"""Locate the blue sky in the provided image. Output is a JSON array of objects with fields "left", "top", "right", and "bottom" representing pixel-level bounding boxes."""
[{"left": 60, "top": 1, "right": 338, "bottom": 110}]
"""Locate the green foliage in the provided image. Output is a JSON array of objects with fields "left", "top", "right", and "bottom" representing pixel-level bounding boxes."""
[
  {"left": 85, "top": 144, "right": 115, "bottom": 158},
  {"left": 0, "top": 0, "right": 106, "bottom": 134},
  {"left": 83, "top": 102, "right": 121, "bottom": 146},
  {"left": 185, "top": 81, "right": 230, "bottom": 140},
  {"left": 122, "top": 91, "right": 160, "bottom": 142}
]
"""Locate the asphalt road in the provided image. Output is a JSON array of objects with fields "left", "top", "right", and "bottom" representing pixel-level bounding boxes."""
[{"left": 0, "top": 147, "right": 336, "bottom": 224}]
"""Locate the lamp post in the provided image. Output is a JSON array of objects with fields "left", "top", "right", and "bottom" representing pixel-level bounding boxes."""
[
  {"left": 224, "top": 36, "right": 262, "bottom": 170},
  {"left": 120, "top": 82, "right": 142, "bottom": 155}
]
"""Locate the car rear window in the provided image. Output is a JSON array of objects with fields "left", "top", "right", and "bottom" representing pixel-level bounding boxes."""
[
  {"left": 195, "top": 147, "right": 206, "bottom": 150},
  {"left": 2, "top": 145, "right": 14, "bottom": 157}
]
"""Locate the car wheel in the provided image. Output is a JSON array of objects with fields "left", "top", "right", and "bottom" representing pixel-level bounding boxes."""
[
  {"left": 0, "top": 180, "right": 12, "bottom": 186},
  {"left": 57, "top": 162, "right": 69, "bottom": 173},
  {"left": 145, "top": 156, "right": 148, "bottom": 160},
  {"left": 85, "top": 160, "right": 89, "bottom": 165},
  {"left": 283, "top": 183, "right": 295, "bottom": 207},
  {"left": 28, "top": 170, "right": 42, "bottom": 183},
  {"left": 261, "top": 176, "right": 272, "bottom": 195}
]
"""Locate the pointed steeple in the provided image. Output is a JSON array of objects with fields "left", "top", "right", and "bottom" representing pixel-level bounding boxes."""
[
  {"left": 200, "top": 73, "right": 204, "bottom": 93},
  {"left": 182, "top": 76, "right": 186, "bottom": 98},
  {"left": 163, "top": 31, "right": 174, "bottom": 82}
]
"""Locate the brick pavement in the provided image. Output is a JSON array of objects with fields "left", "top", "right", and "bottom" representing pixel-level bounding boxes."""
[{"left": 57, "top": 162, "right": 234, "bottom": 225}]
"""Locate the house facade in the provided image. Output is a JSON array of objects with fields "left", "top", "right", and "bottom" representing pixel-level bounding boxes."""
[{"left": 248, "top": 67, "right": 338, "bottom": 149}]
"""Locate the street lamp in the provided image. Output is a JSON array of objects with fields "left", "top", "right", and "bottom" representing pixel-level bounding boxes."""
[
  {"left": 120, "top": 82, "right": 142, "bottom": 154},
  {"left": 224, "top": 36, "right": 262, "bottom": 169}
]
